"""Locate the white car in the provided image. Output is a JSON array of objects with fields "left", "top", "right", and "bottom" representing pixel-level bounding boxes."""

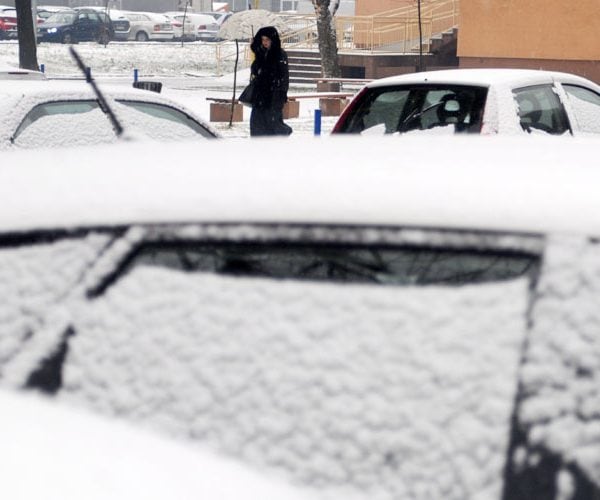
[
  {"left": 1, "top": 389, "right": 320, "bottom": 500},
  {"left": 332, "top": 68, "right": 600, "bottom": 137},
  {"left": 1, "top": 136, "right": 600, "bottom": 500},
  {"left": 0, "top": 63, "right": 46, "bottom": 80},
  {"left": 0, "top": 79, "right": 218, "bottom": 150},
  {"left": 164, "top": 11, "right": 214, "bottom": 41},
  {"left": 123, "top": 11, "right": 174, "bottom": 42}
]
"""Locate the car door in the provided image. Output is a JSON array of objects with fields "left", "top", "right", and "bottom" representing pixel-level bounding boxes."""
[{"left": 73, "top": 11, "right": 95, "bottom": 41}]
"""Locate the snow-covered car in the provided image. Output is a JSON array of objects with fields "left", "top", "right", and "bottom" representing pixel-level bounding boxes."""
[
  {"left": 332, "top": 68, "right": 600, "bottom": 137},
  {"left": 123, "top": 11, "right": 174, "bottom": 42},
  {"left": 0, "top": 63, "right": 46, "bottom": 80},
  {"left": 2, "top": 135, "right": 600, "bottom": 499},
  {"left": 0, "top": 79, "right": 218, "bottom": 150},
  {"left": 1, "top": 389, "right": 320, "bottom": 500}
]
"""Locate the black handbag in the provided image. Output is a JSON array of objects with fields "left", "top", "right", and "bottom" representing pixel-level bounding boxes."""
[{"left": 238, "top": 80, "right": 256, "bottom": 107}]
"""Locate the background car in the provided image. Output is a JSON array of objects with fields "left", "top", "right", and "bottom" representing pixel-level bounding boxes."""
[
  {"left": 37, "top": 8, "right": 114, "bottom": 44},
  {"left": 123, "top": 11, "right": 174, "bottom": 42},
  {"left": 332, "top": 68, "right": 600, "bottom": 137},
  {"left": 194, "top": 12, "right": 221, "bottom": 42},
  {"left": 0, "top": 6, "right": 17, "bottom": 40},
  {"left": 201, "top": 10, "right": 232, "bottom": 41},
  {"left": 0, "top": 80, "right": 219, "bottom": 150},
  {"left": 1, "top": 136, "right": 600, "bottom": 500},
  {"left": 163, "top": 11, "right": 213, "bottom": 41}
]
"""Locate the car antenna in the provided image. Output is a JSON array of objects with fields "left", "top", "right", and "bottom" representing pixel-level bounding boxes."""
[{"left": 69, "top": 46, "right": 124, "bottom": 137}]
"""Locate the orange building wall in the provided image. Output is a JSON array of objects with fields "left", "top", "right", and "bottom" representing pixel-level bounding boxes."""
[
  {"left": 458, "top": 0, "right": 600, "bottom": 61},
  {"left": 355, "top": 0, "right": 414, "bottom": 16}
]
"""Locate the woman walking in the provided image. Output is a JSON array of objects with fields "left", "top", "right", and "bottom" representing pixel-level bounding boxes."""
[{"left": 249, "top": 26, "right": 292, "bottom": 137}]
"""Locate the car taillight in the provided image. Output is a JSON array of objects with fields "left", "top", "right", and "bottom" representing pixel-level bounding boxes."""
[
  {"left": 172, "top": 21, "right": 182, "bottom": 27},
  {"left": 153, "top": 24, "right": 160, "bottom": 31},
  {"left": 198, "top": 24, "right": 206, "bottom": 30},
  {"left": 331, "top": 87, "right": 368, "bottom": 134}
]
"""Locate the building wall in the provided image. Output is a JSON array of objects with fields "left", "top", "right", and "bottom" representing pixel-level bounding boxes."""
[
  {"left": 458, "top": 0, "right": 600, "bottom": 61},
  {"left": 458, "top": 0, "right": 600, "bottom": 84}
]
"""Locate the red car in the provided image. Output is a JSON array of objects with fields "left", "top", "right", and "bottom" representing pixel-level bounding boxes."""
[{"left": 0, "top": 7, "right": 17, "bottom": 40}]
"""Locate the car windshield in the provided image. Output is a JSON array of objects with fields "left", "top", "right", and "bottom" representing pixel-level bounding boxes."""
[
  {"left": 340, "top": 84, "right": 488, "bottom": 135},
  {"left": 45, "top": 11, "right": 76, "bottom": 23}
]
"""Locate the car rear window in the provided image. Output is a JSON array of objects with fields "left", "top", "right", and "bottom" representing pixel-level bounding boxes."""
[{"left": 338, "top": 84, "right": 488, "bottom": 135}]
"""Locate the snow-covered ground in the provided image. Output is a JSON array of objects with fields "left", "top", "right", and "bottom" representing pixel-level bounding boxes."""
[{"left": 0, "top": 40, "right": 340, "bottom": 138}]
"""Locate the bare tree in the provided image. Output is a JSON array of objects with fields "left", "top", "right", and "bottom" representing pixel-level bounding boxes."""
[
  {"left": 312, "top": 0, "right": 340, "bottom": 78},
  {"left": 16, "top": 0, "right": 39, "bottom": 71}
]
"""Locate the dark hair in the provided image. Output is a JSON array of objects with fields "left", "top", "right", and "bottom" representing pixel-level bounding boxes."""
[{"left": 250, "top": 26, "right": 282, "bottom": 56}]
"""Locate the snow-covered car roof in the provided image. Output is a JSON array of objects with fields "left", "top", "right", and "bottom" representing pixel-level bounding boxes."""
[
  {"left": 366, "top": 68, "right": 600, "bottom": 91},
  {"left": 0, "top": 79, "right": 219, "bottom": 147},
  {"left": 1, "top": 389, "right": 320, "bottom": 500},
  {"left": 2, "top": 134, "right": 600, "bottom": 236}
]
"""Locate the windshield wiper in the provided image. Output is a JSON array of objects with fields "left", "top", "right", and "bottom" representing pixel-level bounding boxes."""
[{"left": 69, "top": 46, "right": 124, "bottom": 137}]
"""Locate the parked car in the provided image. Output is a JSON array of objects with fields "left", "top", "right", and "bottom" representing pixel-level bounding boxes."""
[
  {"left": 0, "top": 79, "right": 218, "bottom": 150},
  {"left": 1, "top": 389, "right": 319, "bottom": 500},
  {"left": 0, "top": 6, "right": 17, "bottom": 40},
  {"left": 1, "top": 136, "right": 600, "bottom": 499},
  {"left": 37, "top": 8, "right": 114, "bottom": 44},
  {"left": 123, "top": 11, "right": 174, "bottom": 42},
  {"left": 163, "top": 11, "right": 213, "bottom": 41},
  {"left": 332, "top": 68, "right": 600, "bottom": 137},
  {"left": 195, "top": 11, "right": 223, "bottom": 41},
  {"left": 0, "top": 63, "right": 46, "bottom": 80}
]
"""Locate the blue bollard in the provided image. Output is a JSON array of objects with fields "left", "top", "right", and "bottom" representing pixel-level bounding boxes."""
[
  {"left": 39, "top": 63, "right": 45, "bottom": 73},
  {"left": 85, "top": 67, "right": 92, "bottom": 82},
  {"left": 133, "top": 68, "right": 138, "bottom": 83},
  {"left": 314, "top": 109, "right": 322, "bottom": 136}
]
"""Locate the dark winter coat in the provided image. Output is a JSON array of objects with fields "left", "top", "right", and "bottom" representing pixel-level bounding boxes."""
[{"left": 249, "top": 26, "right": 290, "bottom": 112}]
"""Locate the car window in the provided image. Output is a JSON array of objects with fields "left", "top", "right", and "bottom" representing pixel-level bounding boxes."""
[
  {"left": 86, "top": 224, "right": 542, "bottom": 297},
  {"left": 12, "top": 100, "right": 109, "bottom": 143},
  {"left": 561, "top": 84, "right": 600, "bottom": 134},
  {"left": 339, "top": 85, "right": 487, "bottom": 134},
  {"left": 115, "top": 100, "right": 216, "bottom": 138},
  {"left": 513, "top": 84, "right": 571, "bottom": 135}
]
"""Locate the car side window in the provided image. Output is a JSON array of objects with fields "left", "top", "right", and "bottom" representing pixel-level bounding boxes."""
[
  {"left": 561, "top": 84, "right": 600, "bottom": 134},
  {"left": 115, "top": 100, "right": 216, "bottom": 138},
  {"left": 513, "top": 85, "right": 571, "bottom": 135}
]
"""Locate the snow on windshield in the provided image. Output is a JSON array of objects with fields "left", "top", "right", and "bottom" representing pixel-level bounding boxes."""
[{"left": 57, "top": 264, "right": 529, "bottom": 500}]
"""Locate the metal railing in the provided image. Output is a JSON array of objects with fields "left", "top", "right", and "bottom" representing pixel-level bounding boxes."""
[{"left": 278, "top": 0, "right": 459, "bottom": 53}]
